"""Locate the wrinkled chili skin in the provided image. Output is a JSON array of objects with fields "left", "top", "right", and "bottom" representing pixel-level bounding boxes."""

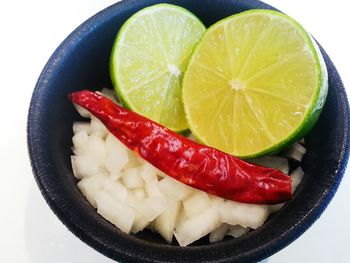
[{"left": 69, "top": 90, "right": 292, "bottom": 204}]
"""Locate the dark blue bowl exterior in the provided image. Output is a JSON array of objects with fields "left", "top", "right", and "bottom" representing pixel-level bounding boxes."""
[{"left": 27, "top": 0, "right": 350, "bottom": 262}]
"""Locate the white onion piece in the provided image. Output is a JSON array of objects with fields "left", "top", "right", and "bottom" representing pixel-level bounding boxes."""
[
  {"left": 87, "top": 134, "right": 106, "bottom": 164},
  {"left": 73, "top": 121, "right": 90, "bottom": 134},
  {"left": 103, "top": 179, "right": 128, "bottom": 202},
  {"left": 138, "top": 197, "right": 167, "bottom": 221},
  {"left": 90, "top": 116, "right": 107, "bottom": 136},
  {"left": 158, "top": 177, "right": 192, "bottom": 201},
  {"left": 121, "top": 168, "right": 144, "bottom": 189},
  {"left": 174, "top": 206, "right": 221, "bottom": 247},
  {"left": 284, "top": 143, "right": 306, "bottom": 161},
  {"left": 219, "top": 200, "right": 269, "bottom": 229},
  {"left": 74, "top": 104, "right": 91, "bottom": 118},
  {"left": 209, "top": 223, "right": 229, "bottom": 243},
  {"left": 95, "top": 191, "right": 135, "bottom": 234},
  {"left": 155, "top": 201, "right": 181, "bottom": 242},
  {"left": 183, "top": 191, "right": 212, "bottom": 218},
  {"left": 175, "top": 206, "right": 188, "bottom": 227},
  {"left": 124, "top": 193, "right": 150, "bottom": 233},
  {"left": 131, "top": 213, "right": 150, "bottom": 234},
  {"left": 139, "top": 163, "right": 158, "bottom": 183},
  {"left": 78, "top": 175, "right": 127, "bottom": 207},
  {"left": 291, "top": 167, "right": 304, "bottom": 193},
  {"left": 226, "top": 225, "right": 250, "bottom": 238},
  {"left": 72, "top": 130, "right": 90, "bottom": 155},
  {"left": 71, "top": 155, "right": 99, "bottom": 179},
  {"left": 145, "top": 181, "right": 164, "bottom": 198},
  {"left": 105, "top": 134, "right": 128, "bottom": 174},
  {"left": 98, "top": 88, "right": 118, "bottom": 103},
  {"left": 78, "top": 175, "right": 106, "bottom": 207},
  {"left": 132, "top": 188, "right": 146, "bottom": 201},
  {"left": 147, "top": 220, "right": 157, "bottom": 233},
  {"left": 130, "top": 195, "right": 167, "bottom": 234},
  {"left": 123, "top": 151, "right": 142, "bottom": 170}
]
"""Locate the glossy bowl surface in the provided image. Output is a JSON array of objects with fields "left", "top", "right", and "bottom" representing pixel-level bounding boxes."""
[{"left": 27, "top": 0, "right": 350, "bottom": 262}]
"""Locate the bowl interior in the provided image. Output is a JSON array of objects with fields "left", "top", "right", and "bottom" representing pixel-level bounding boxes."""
[{"left": 28, "top": 0, "right": 349, "bottom": 262}]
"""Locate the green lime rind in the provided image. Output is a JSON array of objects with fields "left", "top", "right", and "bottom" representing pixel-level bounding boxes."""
[
  {"left": 110, "top": 4, "right": 206, "bottom": 132},
  {"left": 182, "top": 9, "right": 328, "bottom": 159}
]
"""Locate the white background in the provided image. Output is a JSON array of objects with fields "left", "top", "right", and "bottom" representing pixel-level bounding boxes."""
[{"left": 0, "top": 0, "right": 349, "bottom": 262}]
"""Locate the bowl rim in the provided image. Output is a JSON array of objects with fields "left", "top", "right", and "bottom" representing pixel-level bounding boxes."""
[{"left": 27, "top": 0, "right": 350, "bottom": 262}]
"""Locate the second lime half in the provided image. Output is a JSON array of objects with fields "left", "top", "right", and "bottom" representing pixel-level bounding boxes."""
[{"left": 182, "top": 10, "right": 328, "bottom": 158}]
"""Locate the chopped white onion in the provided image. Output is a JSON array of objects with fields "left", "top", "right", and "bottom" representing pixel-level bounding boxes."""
[
  {"left": 174, "top": 206, "right": 221, "bottom": 247},
  {"left": 72, "top": 130, "right": 89, "bottom": 155},
  {"left": 226, "top": 225, "right": 250, "bottom": 238},
  {"left": 95, "top": 191, "right": 135, "bottom": 234},
  {"left": 70, "top": 89, "right": 307, "bottom": 246},
  {"left": 98, "top": 88, "right": 119, "bottom": 103},
  {"left": 87, "top": 133, "right": 106, "bottom": 164},
  {"left": 73, "top": 121, "right": 90, "bottom": 134},
  {"left": 219, "top": 200, "right": 269, "bottom": 229},
  {"left": 209, "top": 223, "right": 229, "bottom": 243},
  {"left": 105, "top": 134, "right": 128, "bottom": 174},
  {"left": 158, "top": 177, "right": 192, "bottom": 201},
  {"left": 90, "top": 117, "right": 107, "bottom": 136},
  {"left": 71, "top": 154, "right": 100, "bottom": 179},
  {"left": 74, "top": 104, "right": 91, "bottom": 118},
  {"left": 132, "top": 188, "right": 146, "bottom": 200},
  {"left": 291, "top": 166, "right": 304, "bottom": 193},
  {"left": 183, "top": 191, "right": 212, "bottom": 218},
  {"left": 121, "top": 168, "right": 144, "bottom": 189},
  {"left": 155, "top": 201, "right": 181, "bottom": 242},
  {"left": 284, "top": 143, "right": 306, "bottom": 161}
]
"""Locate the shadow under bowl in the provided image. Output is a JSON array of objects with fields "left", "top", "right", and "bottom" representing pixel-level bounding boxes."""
[{"left": 27, "top": 0, "right": 350, "bottom": 262}]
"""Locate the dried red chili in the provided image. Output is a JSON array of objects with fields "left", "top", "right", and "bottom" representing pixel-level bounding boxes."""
[{"left": 69, "top": 90, "right": 292, "bottom": 204}]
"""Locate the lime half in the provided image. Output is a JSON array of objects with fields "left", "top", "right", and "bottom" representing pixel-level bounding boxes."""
[
  {"left": 110, "top": 4, "right": 206, "bottom": 132},
  {"left": 182, "top": 10, "right": 328, "bottom": 158}
]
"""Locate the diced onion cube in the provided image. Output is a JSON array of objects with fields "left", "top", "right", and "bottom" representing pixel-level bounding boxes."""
[
  {"left": 209, "top": 223, "right": 229, "bottom": 243},
  {"left": 95, "top": 191, "right": 135, "bottom": 234},
  {"left": 90, "top": 116, "right": 107, "bottom": 136},
  {"left": 183, "top": 191, "right": 212, "bottom": 218},
  {"left": 155, "top": 201, "right": 181, "bottom": 242},
  {"left": 74, "top": 104, "right": 91, "bottom": 118},
  {"left": 73, "top": 121, "right": 90, "bottom": 134},
  {"left": 138, "top": 197, "right": 167, "bottom": 222},
  {"left": 174, "top": 206, "right": 221, "bottom": 247},
  {"left": 291, "top": 166, "right": 304, "bottom": 193},
  {"left": 121, "top": 168, "right": 144, "bottom": 189},
  {"left": 72, "top": 130, "right": 89, "bottom": 154},
  {"left": 226, "top": 225, "right": 250, "bottom": 238},
  {"left": 88, "top": 134, "right": 106, "bottom": 164},
  {"left": 71, "top": 155, "right": 99, "bottom": 179},
  {"left": 284, "top": 143, "right": 306, "bottom": 161},
  {"left": 132, "top": 188, "right": 146, "bottom": 200},
  {"left": 219, "top": 200, "right": 269, "bottom": 229},
  {"left": 105, "top": 134, "right": 128, "bottom": 174},
  {"left": 158, "top": 177, "right": 192, "bottom": 201}
]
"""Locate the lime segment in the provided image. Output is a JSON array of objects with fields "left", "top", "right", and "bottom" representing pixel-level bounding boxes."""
[
  {"left": 182, "top": 10, "right": 328, "bottom": 158},
  {"left": 110, "top": 4, "right": 206, "bottom": 131}
]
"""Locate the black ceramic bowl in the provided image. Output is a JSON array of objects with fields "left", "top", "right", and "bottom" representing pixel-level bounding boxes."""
[{"left": 28, "top": 0, "right": 350, "bottom": 262}]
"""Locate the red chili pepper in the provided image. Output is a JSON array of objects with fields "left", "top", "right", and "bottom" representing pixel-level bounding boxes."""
[{"left": 69, "top": 90, "right": 292, "bottom": 204}]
